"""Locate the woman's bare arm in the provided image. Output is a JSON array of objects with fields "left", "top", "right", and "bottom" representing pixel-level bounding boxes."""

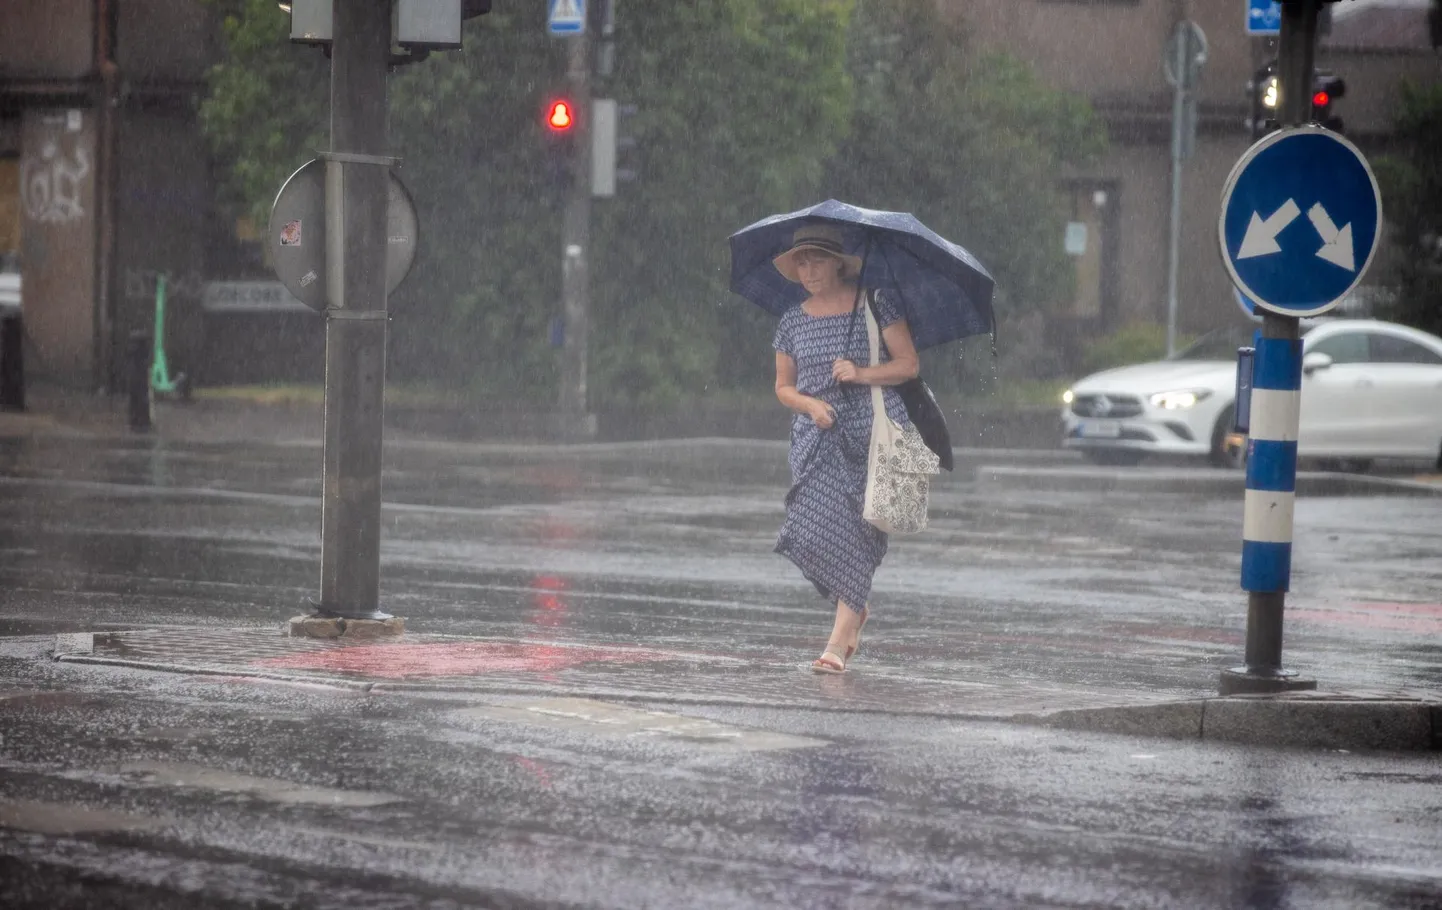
[
  {"left": 832, "top": 319, "right": 921, "bottom": 386},
  {"left": 776, "top": 352, "right": 834, "bottom": 428}
]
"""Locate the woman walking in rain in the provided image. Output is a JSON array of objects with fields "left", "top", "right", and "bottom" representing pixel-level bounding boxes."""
[{"left": 770, "top": 225, "right": 921, "bottom": 674}]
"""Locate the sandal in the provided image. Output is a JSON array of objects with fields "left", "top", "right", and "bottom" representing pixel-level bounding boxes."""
[
  {"left": 845, "top": 607, "right": 869, "bottom": 661},
  {"left": 811, "top": 647, "right": 847, "bottom": 675}
]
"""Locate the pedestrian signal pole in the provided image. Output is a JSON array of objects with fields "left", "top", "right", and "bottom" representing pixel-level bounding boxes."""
[{"left": 556, "top": 15, "right": 596, "bottom": 438}]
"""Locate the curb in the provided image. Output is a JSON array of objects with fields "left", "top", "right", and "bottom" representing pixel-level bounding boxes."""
[
  {"left": 976, "top": 465, "right": 1442, "bottom": 498},
  {"left": 1024, "top": 693, "right": 1442, "bottom": 752}
]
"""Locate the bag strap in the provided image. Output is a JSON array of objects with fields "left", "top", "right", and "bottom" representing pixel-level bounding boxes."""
[{"left": 862, "top": 291, "right": 886, "bottom": 421}]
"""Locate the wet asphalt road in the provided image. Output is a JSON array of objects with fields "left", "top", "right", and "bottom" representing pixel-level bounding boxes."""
[{"left": 1, "top": 433, "right": 1441, "bottom": 908}]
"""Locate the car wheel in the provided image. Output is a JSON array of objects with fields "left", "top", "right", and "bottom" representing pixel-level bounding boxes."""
[
  {"left": 1083, "top": 450, "right": 1144, "bottom": 467},
  {"left": 1208, "top": 407, "right": 1246, "bottom": 470}
]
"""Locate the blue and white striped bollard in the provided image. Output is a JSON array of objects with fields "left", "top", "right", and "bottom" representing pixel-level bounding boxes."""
[{"left": 1241, "top": 335, "right": 1303, "bottom": 593}]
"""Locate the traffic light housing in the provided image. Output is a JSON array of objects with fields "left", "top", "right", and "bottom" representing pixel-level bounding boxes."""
[
  {"left": 1247, "top": 62, "right": 1280, "bottom": 140},
  {"left": 1311, "top": 71, "right": 1346, "bottom": 133},
  {"left": 1246, "top": 61, "right": 1346, "bottom": 139},
  {"left": 543, "top": 98, "right": 578, "bottom": 191}
]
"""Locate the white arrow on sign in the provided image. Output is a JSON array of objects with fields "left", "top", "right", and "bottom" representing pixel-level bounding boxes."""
[
  {"left": 1307, "top": 202, "right": 1356, "bottom": 272},
  {"left": 1237, "top": 199, "right": 1301, "bottom": 259}
]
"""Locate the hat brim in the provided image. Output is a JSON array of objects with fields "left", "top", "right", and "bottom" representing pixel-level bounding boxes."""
[{"left": 773, "top": 243, "right": 865, "bottom": 284}]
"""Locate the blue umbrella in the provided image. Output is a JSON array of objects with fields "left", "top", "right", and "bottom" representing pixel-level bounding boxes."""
[{"left": 728, "top": 199, "right": 996, "bottom": 351}]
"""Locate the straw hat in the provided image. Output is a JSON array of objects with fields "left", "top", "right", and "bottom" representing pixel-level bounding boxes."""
[{"left": 772, "top": 225, "right": 864, "bottom": 283}]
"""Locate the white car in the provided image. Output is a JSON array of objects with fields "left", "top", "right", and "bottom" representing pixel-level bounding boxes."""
[{"left": 1061, "top": 319, "right": 1442, "bottom": 470}]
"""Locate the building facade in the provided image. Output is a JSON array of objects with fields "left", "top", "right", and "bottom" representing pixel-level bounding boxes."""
[
  {"left": 950, "top": 0, "right": 1441, "bottom": 353},
  {"left": 1, "top": 0, "right": 214, "bottom": 391}
]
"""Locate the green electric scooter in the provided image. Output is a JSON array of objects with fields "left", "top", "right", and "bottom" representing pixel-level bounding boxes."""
[{"left": 150, "top": 274, "right": 189, "bottom": 400}]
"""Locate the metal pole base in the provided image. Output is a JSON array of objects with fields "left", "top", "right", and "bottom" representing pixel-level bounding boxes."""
[
  {"left": 304, "top": 597, "right": 394, "bottom": 622},
  {"left": 291, "top": 600, "right": 403, "bottom": 640},
  {"left": 1219, "top": 666, "right": 1317, "bottom": 696}
]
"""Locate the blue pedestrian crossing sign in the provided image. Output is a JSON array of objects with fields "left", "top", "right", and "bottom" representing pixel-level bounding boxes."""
[
  {"left": 548, "top": 0, "right": 585, "bottom": 35},
  {"left": 1218, "top": 127, "right": 1382, "bottom": 318},
  {"left": 1246, "top": 0, "right": 1282, "bottom": 36}
]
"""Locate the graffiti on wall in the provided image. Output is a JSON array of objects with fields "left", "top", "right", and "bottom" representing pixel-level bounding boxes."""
[{"left": 21, "top": 139, "right": 90, "bottom": 224}]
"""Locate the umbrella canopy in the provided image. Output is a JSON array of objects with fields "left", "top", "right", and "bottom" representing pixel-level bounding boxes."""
[{"left": 728, "top": 199, "right": 996, "bottom": 351}]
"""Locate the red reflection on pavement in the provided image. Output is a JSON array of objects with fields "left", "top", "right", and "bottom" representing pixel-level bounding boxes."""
[
  {"left": 530, "top": 575, "right": 569, "bottom": 628},
  {"left": 253, "top": 641, "right": 672, "bottom": 679},
  {"left": 514, "top": 756, "right": 554, "bottom": 790},
  {"left": 1289, "top": 603, "right": 1442, "bottom": 635}
]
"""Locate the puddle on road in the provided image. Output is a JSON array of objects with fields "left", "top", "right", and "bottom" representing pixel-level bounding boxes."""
[
  {"left": 0, "top": 799, "right": 166, "bottom": 835},
  {"left": 454, "top": 697, "right": 825, "bottom": 752},
  {"left": 120, "top": 761, "right": 403, "bottom": 808}
]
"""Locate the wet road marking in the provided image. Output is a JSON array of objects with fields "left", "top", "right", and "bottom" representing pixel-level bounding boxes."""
[
  {"left": 456, "top": 698, "right": 825, "bottom": 751},
  {"left": 120, "top": 762, "right": 403, "bottom": 807},
  {"left": 0, "top": 799, "right": 166, "bottom": 835},
  {"left": 253, "top": 640, "right": 727, "bottom": 679}
]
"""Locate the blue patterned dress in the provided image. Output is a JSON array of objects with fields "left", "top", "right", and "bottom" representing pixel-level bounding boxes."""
[{"left": 773, "top": 290, "right": 911, "bottom": 614}]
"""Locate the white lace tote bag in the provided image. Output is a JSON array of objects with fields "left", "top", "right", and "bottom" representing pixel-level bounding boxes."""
[{"left": 860, "top": 297, "right": 939, "bottom": 534}]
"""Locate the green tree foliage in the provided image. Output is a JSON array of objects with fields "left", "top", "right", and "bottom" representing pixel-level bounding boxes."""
[
  {"left": 1375, "top": 81, "right": 1442, "bottom": 336},
  {"left": 201, "top": 0, "right": 851, "bottom": 406},
  {"left": 826, "top": 0, "right": 1106, "bottom": 315},
  {"left": 200, "top": 0, "right": 1102, "bottom": 404},
  {"left": 199, "top": 0, "right": 327, "bottom": 232}
]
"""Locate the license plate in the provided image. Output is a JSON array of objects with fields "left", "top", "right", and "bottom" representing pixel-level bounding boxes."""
[{"left": 1079, "top": 420, "right": 1122, "bottom": 439}]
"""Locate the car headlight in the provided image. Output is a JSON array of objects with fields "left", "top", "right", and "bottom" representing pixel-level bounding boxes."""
[
  {"left": 1148, "top": 389, "right": 1212, "bottom": 410},
  {"left": 1061, "top": 389, "right": 1075, "bottom": 405}
]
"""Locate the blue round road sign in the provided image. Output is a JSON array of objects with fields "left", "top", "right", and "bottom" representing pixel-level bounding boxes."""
[{"left": 1218, "top": 127, "right": 1381, "bottom": 318}]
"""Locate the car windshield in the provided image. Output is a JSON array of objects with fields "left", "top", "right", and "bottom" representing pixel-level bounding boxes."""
[{"left": 1169, "top": 325, "right": 1256, "bottom": 362}]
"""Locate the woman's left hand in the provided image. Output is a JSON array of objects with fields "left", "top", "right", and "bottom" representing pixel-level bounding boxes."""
[{"left": 832, "top": 360, "right": 861, "bottom": 384}]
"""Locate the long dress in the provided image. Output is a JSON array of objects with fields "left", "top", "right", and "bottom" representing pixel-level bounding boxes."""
[{"left": 773, "top": 289, "right": 911, "bottom": 614}]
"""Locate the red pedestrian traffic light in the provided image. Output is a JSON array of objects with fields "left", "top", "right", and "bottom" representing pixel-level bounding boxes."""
[{"left": 547, "top": 100, "right": 574, "bottom": 132}]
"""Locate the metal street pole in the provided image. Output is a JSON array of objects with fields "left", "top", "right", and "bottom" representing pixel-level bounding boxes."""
[
  {"left": 1166, "top": 24, "right": 1186, "bottom": 358},
  {"left": 315, "top": 0, "right": 394, "bottom": 622},
  {"left": 94, "top": 0, "right": 119, "bottom": 392},
  {"left": 1164, "top": 16, "right": 1204, "bottom": 358},
  {"left": 1220, "top": 0, "right": 1321, "bottom": 695},
  {"left": 557, "top": 24, "right": 596, "bottom": 438}
]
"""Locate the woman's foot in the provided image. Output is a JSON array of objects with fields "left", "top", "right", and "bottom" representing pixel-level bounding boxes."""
[
  {"left": 845, "top": 607, "right": 869, "bottom": 660},
  {"left": 811, "top": 645, "right": 847, "bottom": 675}
]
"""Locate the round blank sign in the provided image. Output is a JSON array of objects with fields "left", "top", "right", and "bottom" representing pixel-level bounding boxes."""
[{"left": 267, "top": 158, "right": 420, "bottom": 312}]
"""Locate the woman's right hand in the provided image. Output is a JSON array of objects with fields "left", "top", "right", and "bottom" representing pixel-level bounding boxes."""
[{"left": 805, "top": 398, "right": 836, "bottom": 429}]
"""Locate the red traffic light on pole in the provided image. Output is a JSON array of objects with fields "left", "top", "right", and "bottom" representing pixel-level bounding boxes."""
[
  {"left": 547, "top": 100, "right": 575, "bottom": 132},
  {"left": 1311, "top": 71, "right": 1345, "bottom": 133}
]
